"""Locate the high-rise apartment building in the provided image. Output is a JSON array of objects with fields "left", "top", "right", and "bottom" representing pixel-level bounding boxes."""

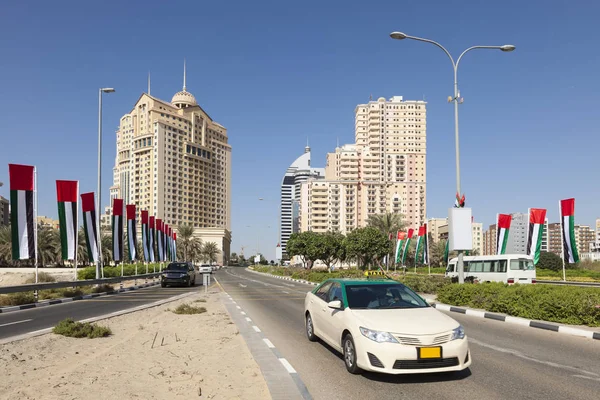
[
  {"left": 574, "top": 225, "right": 595, "bottom": 256},
  {"left": 483, "top": 224, "right": 497, "bottom": 255},
  {"left": 0, "top": 196, "right": 8, "bottom": 226},
  {"left": 300, "top": 96, "right": 426, "bottom": 234},
  {"left": 279, "top": 145, "right": 324, "bottom": 257},
  {"left": 109, "top": 66, "right": 232, "bottom": 264},
  {"left": 427, "top": 218, "right": 448, "bottom": 242},
  {"left": 504, "top": 213, "right": 549, "bottom": 255},
  {"left": 547, "top": 223, "right": 562, "bottom": 256}
]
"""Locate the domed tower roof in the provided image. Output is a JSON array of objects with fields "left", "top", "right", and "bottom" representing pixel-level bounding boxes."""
[{"left": 171, "top": 59, "right": 197, "bottom": 108}]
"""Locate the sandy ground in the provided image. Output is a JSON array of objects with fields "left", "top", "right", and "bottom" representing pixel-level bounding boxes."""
[
  {"left": 0, "top": 290, "right": 271, "bottom": 399},
  {"left": 0, "top": 268, "right": 160, "bottom": 290}
]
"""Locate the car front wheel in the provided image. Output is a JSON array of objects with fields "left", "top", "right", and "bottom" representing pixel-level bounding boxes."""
[
  {"left": 343, "top": 334, "right": 361, "bottom": 374},
  {"left": 305, "top": 313, "right": 317, "bottom": 342}
]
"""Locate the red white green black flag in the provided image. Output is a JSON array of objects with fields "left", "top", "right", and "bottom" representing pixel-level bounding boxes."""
[
  {"left": 56, "top": 180, "right": 78, "bottom": 260},
  {"left": 126, "top": 205, "right": 137, "bottom": 261},
  {"left": 112, "top": 199, "right": 124, "bottom": 262},
  {"left": 496, "top": 214, "right": 512, "bottom": 255},
  {"left": 141, "top": 211, "right": 150, "bottom": 262},
  {"left": 526, "top": 208, "right": 546, "bottom": 264},
  {"left": 394, "top": 231, "right": 406, "bottom": 264},
  {"left": 149, "top": 216, "right": 156, "bottom": 263},
  {"left": 401, "top": 228, "right": 414, "bottom": 265},
  {"left": 414, "top": 226, "right": 425, "bottom": 265},
  {"left": 9, "top": 164, "right": 36, "bottom": 260},
  {"left": 560, "top": 199, "right": 579, "bottom": 264},
  {"left": 81, "top": 192, "right": 99, "bottom": 263},
  {"left": 156, "top": 219, "right": 164, "bottom": 261}
]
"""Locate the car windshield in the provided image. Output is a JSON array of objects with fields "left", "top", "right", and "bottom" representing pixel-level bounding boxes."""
[
  {"left": 165, "top": 263, "right": 188, "bottom": 271},
  {"left": 345, "top": 283, "right": 428, "bottom": 310}
]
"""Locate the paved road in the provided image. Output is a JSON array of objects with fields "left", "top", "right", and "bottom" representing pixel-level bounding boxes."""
[
  {"left": 217, "top": 268, "right": 600, "bottom": 400},
  {"left": 0, "top": 284, "right": 201, "bottom": 340}
]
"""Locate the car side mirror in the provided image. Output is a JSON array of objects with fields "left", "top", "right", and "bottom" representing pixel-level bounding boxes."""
[{"left": 328, "top": 300, "right": 343, "bottom": 310}]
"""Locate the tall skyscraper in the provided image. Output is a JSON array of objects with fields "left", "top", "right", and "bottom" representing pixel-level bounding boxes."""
[
  {"left": 109, "top": 63, "right": 232, "bottom": 264},
  {"left": 279, "top": 144, "right": 324, "bottom": 257},
  {"left": 300, "top": 96, "right": 426, "bottom": 233}
]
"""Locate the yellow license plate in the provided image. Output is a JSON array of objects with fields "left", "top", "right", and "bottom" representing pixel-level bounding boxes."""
[{"left": 418, "top": 347, "right": 442, "bottom": 359}]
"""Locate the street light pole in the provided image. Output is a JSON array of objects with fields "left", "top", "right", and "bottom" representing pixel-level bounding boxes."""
[
  {"left": 390, "top": 32, "right": 515, "bottom": 283},
  {"left": 97, "top": 88, "right": 115, "bottom": 280}
]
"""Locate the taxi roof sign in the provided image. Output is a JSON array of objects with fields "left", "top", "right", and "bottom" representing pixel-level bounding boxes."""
[{"left": 364, "top": 270, "right": 386, "bottom": 278}]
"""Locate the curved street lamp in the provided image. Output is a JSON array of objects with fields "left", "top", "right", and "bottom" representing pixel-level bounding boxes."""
[{"left": 390, "top": 32, "right": 515, "bottom": 283}]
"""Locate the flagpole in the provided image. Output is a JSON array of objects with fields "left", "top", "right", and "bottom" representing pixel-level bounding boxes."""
[
  {"left": 559, "top": 200, "right": 566, "bottom": 282},
  {"left": 74, "top": 181, "right": 79, "bottom": 282},
  {"left": 34, "top": 167, "right": 38, "bottom": 299},
  {"left": 426, "top": 219, "right": 431, "bottom": 276}
]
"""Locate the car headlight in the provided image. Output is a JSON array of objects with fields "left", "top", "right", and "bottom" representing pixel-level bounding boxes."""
[
  {"left": 451, "top": 325, "right": 465, "bottom": 340},
  {"left": 359, "top": 327, "right": 399, "bottom": 344}
]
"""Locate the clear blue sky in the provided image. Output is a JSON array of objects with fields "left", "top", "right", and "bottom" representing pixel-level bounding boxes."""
[{"left": 1, "top": 0, "right": 599, "bottom": 260}]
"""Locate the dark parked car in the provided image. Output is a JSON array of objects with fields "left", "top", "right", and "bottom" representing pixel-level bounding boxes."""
[{"left": 161, "top": 262, "right": 196, "bottom": 287}]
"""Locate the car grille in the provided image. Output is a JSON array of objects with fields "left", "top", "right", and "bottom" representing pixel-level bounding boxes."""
[
  {"left": 367, "top": 352, "right": 385, "bottom": 368},
  {"left": 393, "top": 357, "right": 459, "bottom": 370},
  {"left": 394, "top": 333, "right": 452, "bottom": 346}
]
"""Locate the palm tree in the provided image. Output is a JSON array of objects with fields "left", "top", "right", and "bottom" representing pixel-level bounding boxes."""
[
  {"left": 101, "top": 235, "right": 112, "bottom": 265},
  {"left": 189, "top": 237, "right": 203, "bottom": 264},
  {"left": 77, "top": 228, "right": 89, "bottom": 266},
  {"left": 36, "top": 225, "right": 61, "bottom": 267},
  {"left": 0, "top": 225, "right": 12, "bottom": 265},
  {"left": 201, "top": 241, "right": 219, "bottom": 264},
  {"left": 177, "top": 224, "right": 195, "bottom": 261},
  {"left": 367, "top": 212, "right": 407, "bottom": 237}
]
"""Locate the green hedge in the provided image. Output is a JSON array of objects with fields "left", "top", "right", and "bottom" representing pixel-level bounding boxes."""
[
  {"left": 436, "top": 282, "right": 600, "bottom": 327},
  {"left": 77, "top": 263, "right": 160, "bottom": 280},
  {"left": 252, "top": 266, "right": 450, "bottom": 294}
]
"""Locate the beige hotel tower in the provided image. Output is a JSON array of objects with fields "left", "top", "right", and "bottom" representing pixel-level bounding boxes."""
[
  {"left": 300, "top": 96, "right": 426, "bottom": 233},
  {"left": 108, "top": 63, "right": 232, "bottom": 264}
]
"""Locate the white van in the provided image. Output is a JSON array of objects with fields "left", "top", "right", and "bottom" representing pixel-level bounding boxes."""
[{"left": 446, "top": 254, "right": 536, "bottom": 284}]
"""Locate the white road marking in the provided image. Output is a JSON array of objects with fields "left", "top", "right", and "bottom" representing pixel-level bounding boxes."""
[
  {"left": 573, "top": 375, "right": 600, "bottom": 382},
  {"left": 239, "top": 283, "right": 247, "bottom": 288},
  {"left": 282, "top": 290, "right": 289, "bottom": 294},
  {"left": 263, "top": 338, "right": 275, "bottom": 348},
  {"left": 240, "top": 311, "right": 246, "bottom": 315},
  {"left": 281, "top": 282, "right": 295, "bottom": 287},
  {"left": 236, "top": 306, "right": 241, "bottom": 309},
  {"left": 0, "top": 319, "right": 32, "bottom": 327},
  {"left": 469, "top": 337, "right": 599, "bottom": 377},
  {"left": 279, "top": 358, "right": 297, "bottom": 374},
  {"left": 245, "top": 317, "right": 252, "bottom": 322},
  {"left": 252, "top": 325, "right": 261, "bottom": 333}
]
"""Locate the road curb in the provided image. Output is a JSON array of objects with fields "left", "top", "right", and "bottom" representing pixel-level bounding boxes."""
[
  {"left": 0, "top": 281, "right": 161, "bottom": 314},
  {"left": 0, "top": 291, "right": 194, "bottom": 345},
  {"left": 217, "top": 277, "right": 312, "bottom": 400},
  {"left": 431, "top": 302, "right": 600, "bottom": 341},
  {"left": 246, "top": 268, "right": 318, "bottom": 287}
]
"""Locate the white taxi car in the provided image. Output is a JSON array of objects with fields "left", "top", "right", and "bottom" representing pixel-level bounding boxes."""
[{"left": 304, "top": 275, "right": 471, "bottom": 374}]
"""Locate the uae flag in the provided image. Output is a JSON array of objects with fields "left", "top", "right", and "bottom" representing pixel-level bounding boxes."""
[
  {"left": 414, "top": 226, "right": 425, "bottom": 265},
  {"left": 443, "top": 239, "right": 449, "bottom": 264},
  {"left": 149, "top": 216, "right": 156, "bottom": 262},
  {"left": 81, "top": 192, "right": 99, "bottom": 263},
  {"left": 56, "top": 180, "right": 78, "bottom": 260},
  {"left": 496, "top": 214, "right": 512, "bottom": 255},
  {"left": 422, "top": 223, "right": 429, "bottom": 264},
  {"left": 560, "top": 199, "right": 579, "bottom": 264},
  {"left": 165, "top": 224, "right": 171, "bottom": 261},
  {"left": 127, "top": 205, "right": 137, "bottom": 261},
  {"left": 173, "top": 232, "right": 177, "bottom": 261},
  {"left": 156, "top": 219, "right": 164, "bottom": 261},
  {"left": 401, "top": 228, "right": 414, "bottom": 265},
  {"left": 112, "top": 199, "right": 124, "bottom": 262},
  {"left": 9, "top": 164, "right": 36, "bottom": 260},
  {"left": 454, "top": 192, "right": 465, "bottom": 208},
  {"left": 141, "top": 211, "right": 150, "bottom": 262},
  {"left": 394, "top": 231, "right": 406, "bottom": 264},
  {"left": 526, "top": 208, "right": 547, "bottom": 265}
]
